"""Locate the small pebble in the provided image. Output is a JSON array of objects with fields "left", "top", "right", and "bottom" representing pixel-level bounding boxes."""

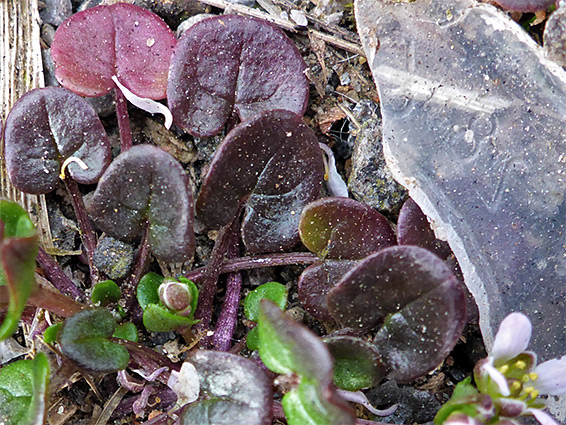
[
  {"left": 93, "top": 236, "right": 134, "bottom": 280},
  {"left": 290, "top": 9, "right": 308, "bottom": 27},
  {"left": 40, "top": 0, "right": 72, "bottom": 26}
]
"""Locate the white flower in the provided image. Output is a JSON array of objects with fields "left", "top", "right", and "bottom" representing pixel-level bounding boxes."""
[
  {"left": 532, "top": 355, "right": 566, "bottom": 396},
  {"left": 490, "top": 312, "right": 531, "bottom": 364}
]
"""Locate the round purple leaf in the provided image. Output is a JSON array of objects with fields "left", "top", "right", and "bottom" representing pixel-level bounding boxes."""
[
  {"left": 493, "top": 0, "right": 555, "bottom": 12},
  {"left": 85, "top": 144, "right": 195, "bottom": 263},
  {"left": 51, "top": 3, "right": 176, "bottom": 98},
  {"left": 168, "top": 14, "right": 309, "bottom": 137},
  {"left": 4, "top": 87, "right": 111, "bottom": 194}
]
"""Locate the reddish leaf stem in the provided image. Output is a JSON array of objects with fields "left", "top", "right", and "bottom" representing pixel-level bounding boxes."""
[
  {"left": 184, "top": 252, "right": 318, "bottom": 282},
  {"left": 211, "top": 233, "right": 241, "bottom": 351},
  {"left": 115, "top": 86, "right": 133, "bottom": 151},
  {"left": 123, "top": 225, "right": 151, "bottom": 310},
  {"left": 36, "top": 246, "right": 84, "bottom": 301},
  {"left": 63, "top": 178, "right": 100, "bottom": 284}
]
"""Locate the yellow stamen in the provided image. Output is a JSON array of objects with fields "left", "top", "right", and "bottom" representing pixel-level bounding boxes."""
[
  {"left": 524, "top": 386, "right": 535, "bottom": 394},
  {"left": 515, "top": 360, "right": 527, "bottom": 369},
  {"left": 529, "top": 372, "right": 538, "bottom": 380},
  {"left": 531, "top": 390, "right": 540, "bottom": 398},
  {"left": 522, "top": 375, "right": 530, "bottom": 383},
  {"left": 511, "top": 381, "right": 522, "bottom": 391},
  {"left": 499, "top": 365, "right": 510, "bottom": 374}
]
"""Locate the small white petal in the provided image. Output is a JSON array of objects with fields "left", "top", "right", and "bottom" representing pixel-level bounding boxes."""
[
  {"left": 167, "top": 361, "right": 199, "bottom": 406},
  {"left": 491, "top": 312, "right": 531, "bottom": 362},
  {"left": 533, "top": 355, "right": 566, "bottom": 395},
  {"left": 529, "top": 408, "right": 561, "bottom": 425},
  {"left": 482, "top": 360, "right": 511, "bottom": 396},
  {"left": 336, "top": 390, "right": 397, "bottom": 416},
  {"left": 112, "top": 75, "right": 173, "bottom": 129},
  {"left": 319, "top": 143, "right": 349, "bottom": 198}
]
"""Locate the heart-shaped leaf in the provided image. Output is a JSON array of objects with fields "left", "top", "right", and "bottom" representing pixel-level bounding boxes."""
[
  {"left": 323, "top": 336, "right": 386, "bottom": 391},
  {"left": 3, "top": 87, "right": 111, "bottom": 194},
  {"left": 179, "top": 350, "right": 273, "bottom": 425},
  {"left": 299, "top": 197, "right": 396, "bottom": 260},
  {"left": 397, "top": 198, "right": 451, "bottom": 259},
  {"left": 297, "top": 260, "right": 357, "bottom": 322},
  {"left": 85, "top": 144, "right": 195, "bottom": 263},
  {"left": 168, "top": 14, "right": 309, "bottom": 137},
  {"left": 58, "top": 309, "right": 130, "bottom": 373},
  {"left": 51, "top": 3, "right": 176, "bottom": 98},
  {"left": 0, "top": 352, "right": 50, "bottom": 425},
  {"left": 0, "top": 200, "right": 38, "bottom": 340},
  {"left": 196, "top": 110, "right": 323, "bottom": 253},
  {"left": 258, "top": 300, "right": 356, "bottom": 425},
  {"left": 327, "top": 246, "right": 467, "bottom": 382}
]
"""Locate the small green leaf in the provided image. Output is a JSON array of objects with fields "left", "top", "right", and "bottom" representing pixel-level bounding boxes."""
[
  {"left": 59, "top": 309, "right": 130, "bottom": 373},
  {"left": 142, "top": 304, "right": 199, "bottom": 332},
  {"left": 246, "top": 326, "right": 260, "bottom": 351},
  {"left": 0, "top": 352, "right": 50, "bottom": 425},
  {"left": 0, "top": 200, "right": 38, "bottom": 341},
  {"left": 244, "top": 282, "right": 287, "bottom": 323},
  {"left": 137, "top": 272, "right": 163, "bottom": 310},
  {"left": 91, "top": 280, "right": 121, "bottom": 306},
  {"left": 434, "top": 378, "right": 486, "bottom": 425},
  {"left": 43, "top": 323, "right": 62, "bottom": 345},
  {"left": 113, "top": 322, "right": 138, "bottom": 342},
  {"left": 178, "top": 277, "right": 199, "bottom": 318}
]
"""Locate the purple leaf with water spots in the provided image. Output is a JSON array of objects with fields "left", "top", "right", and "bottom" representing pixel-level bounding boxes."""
[
  {"left": 168, "top": 14, "right": 309, "bottom": 137},
  {"left": 51, "top": 3, "right": 176, "bottom": 98},
  {"left": 3, "top": 87, "right": 111, "bottom": 194},
  {"left": 85, "top": 144, "right": 195, "bottom": 263},
  {"left": 196, "top": 110, "right": 323, "bottom": 253}
]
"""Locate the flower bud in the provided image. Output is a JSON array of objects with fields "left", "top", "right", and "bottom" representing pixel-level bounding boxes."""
[{"left": 158, "top": 279, "right": 192, "bottom": 316}]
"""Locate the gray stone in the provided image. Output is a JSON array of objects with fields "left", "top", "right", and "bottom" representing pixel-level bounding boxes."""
[
  {"left": 93, "top": 236, "right": 134, "bottom": 280},
  {"left": 356, "top": 0, "right": 566, "bottom": 418},
  {"left": 39, "top": 0, "right": 72, "bottom": 26},
  {"left": 348, "top": 103, "right": 408, "bottom": 214},
  {"left": 545, "top": 7, "right": 566, "bottom": 68}
]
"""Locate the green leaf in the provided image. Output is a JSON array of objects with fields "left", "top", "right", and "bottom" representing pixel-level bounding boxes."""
[
  {"left": 43, "top": 323, "right": 62, "bottom": 345},
  {"left": 246, "top": 326, "right": 260, "bottom": 351},
  {"left": 58, "top": 309, "right": 130, "bottom": 373},
  {"left": 137, "top": 272, "right": 163, "bottom": 310},
  {"left": 142, "top": 304, "right": 199, "bottom": 332},
  {"left": 0, "top": 199, "right": 38, "bottom": 341},
  {"left": 434, "top": 378, "right": 487, "bottom": 425},
  {"left": 178, "top": 277, "right": 199, "bottom": 319},
  {"left": 0, "top": 352, "right": 50, "bottom": 425},
  {"left": 113, "top": 322, "right": 138, "bottom": 342},
  {"left": 91, "top": 280, "right": 121, "bottom": 306},
  {"left": 244, "top": 282, "right": 287, "bottom": 323}
]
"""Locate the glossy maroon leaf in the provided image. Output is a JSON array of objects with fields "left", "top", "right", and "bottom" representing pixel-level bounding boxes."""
[
  {"left": 180, "top": 350, "right": 272, "bottom": 425},
  {"left": 397, "top": 198, "right": 451, "bottom": 259},
  {"left": 168, "top": 14, "right": 309, "bottom": 137},
  {"left": 51, "top": 3, "right": 176, "bottom": 98},
  {"left": 299, "top": 197, "right": 396, "bottom": 260},
  {"left": 327, "top": 246, "right": 466, "bottom": 382},
  {"left": 297, "top": 260, "right": 357, "bottom": 322},
  {"left": 85, "top": 144, "right": 195, "bottom": 263},
  {"left": 3, "top": 87, "right": 111, "bottom": 194},
  {"left": 196, "top": 110, "right": 323, "bottom": 253}
]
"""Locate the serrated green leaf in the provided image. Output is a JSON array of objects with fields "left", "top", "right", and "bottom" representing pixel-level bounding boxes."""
[
  {"left": 244, "top": 282, "right": 287, "bottom": 322},
  {"left": 0, "top": 352, "right": 50, "bottom": 425},
  {"left": 91, "top": 280, "right": 121, "bottom": 306},
  {"left": 59, "top": 309, "right": 129, "bottom": 373},
  {"left": 0, "top": 199, "right": 38, "bottom": 341}
]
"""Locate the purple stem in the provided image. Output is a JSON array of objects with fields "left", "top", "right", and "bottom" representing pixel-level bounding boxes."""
[
  {"left": 211, "top": 233, "right": 241, "bottom": 351},
  {"left": 115, "top": 86, "right": 132, "bottom": 151},
  {"left": 123, "top": 225, "right": 151, "bottom": 310},
  {"left": 36, "top": 246, "right": 84, "bottom": 301},
  {"left": 184, "top": 252, "right": 318, "bottom": 282},
  {"left": 63, "top": 178, "right": 100, "bottom": 284}
]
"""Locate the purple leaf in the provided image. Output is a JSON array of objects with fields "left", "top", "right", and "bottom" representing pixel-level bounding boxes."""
[
  {"left": 3, "top": 87, "right": 111, "bottom": 194},
  {"left": 51, "top": 3, "right": 176, "bottom": 98},
  {"left": 168, "top": 14, "right": 309, "bottom": 137},
  {"left": 196, "top": 110, "right": 323, "bottom": 253},
  {"left": 327, "top": 246, "right": 466, "bottom": 382},
  {"left": 299, "top": 197, "right": 396, "bottom": 260},
  {"left": 297, "top": 260, "right": 357, "bottom": 322},
  {"left": 85, "top": 144, "right": 195, "bottom": 263},
  {"left": 179, "top": 350, "right": 272, "bottom": 425},
  {"left": 492, "top": 0, "right": 554, "bottom": 11},
  {"left": 397, "top": 198, "right": 451, "bottom": 259}
]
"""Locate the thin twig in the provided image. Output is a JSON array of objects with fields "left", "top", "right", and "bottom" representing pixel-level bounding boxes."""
[
  {"left": 115, "top": 87, "right": 133, "bottom": 151},
  {"left": 196, "top": 0, "right": 364, "bottom": 55}
]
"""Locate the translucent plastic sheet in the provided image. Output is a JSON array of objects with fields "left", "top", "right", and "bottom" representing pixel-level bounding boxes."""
[{"left": 356, "top": 0, "right": 566, "bottom": 408}]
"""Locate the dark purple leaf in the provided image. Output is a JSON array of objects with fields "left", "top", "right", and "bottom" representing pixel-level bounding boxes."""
[
  {"left": 299, "top": 197, "right": 396, "bottom": 260},
  {"left": 397, "top": 198, "right": 451, "bottom": 259},
  {"left": 196, "top": 110, "right": 323, "bottom": 253},
  {"left": 297, "top": 260, "right": 357, "bottom": 322},
  {"left": 3, "top": 87, "right": 111, "bottom": 194},
  {"left": 327, "top": 246, "right": 466, "bottom": 382},
  {"left": 323, "top": 336, "right": 386, "bottom": 391},
  {"left": 85, "top": 144, "right": 195, "bottom": 263},
  {"left": 492, "top": 0, "right": 554, "bottom": 11},
  {"left": 168, "top": 14, "right": 309, "bottom": 137},
  {"left": 180, "top": 350, "right": 272, "bottom": 425},
  {"left": 51, "top": 3, "right": 176, "bottom": 98}
]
